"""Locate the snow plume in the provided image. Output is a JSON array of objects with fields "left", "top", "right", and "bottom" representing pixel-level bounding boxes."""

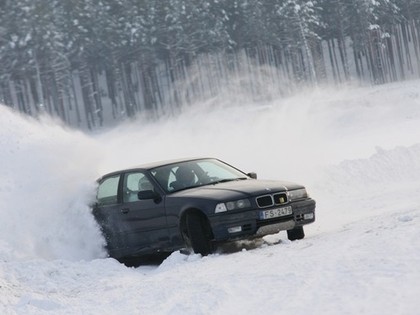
[
  {"left": 0, "top": 106, "right": 106, "bottom": 261},
  {"left": 1, "top": 79, "right": 420, "bottom": 262},
  {"left": 95, "top": 79, "right": 420, "bottom": 183}
]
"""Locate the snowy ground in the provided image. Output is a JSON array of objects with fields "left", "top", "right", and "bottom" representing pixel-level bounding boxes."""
[{"left": 1, "top": 80, "right": 420, "bottom": 314}]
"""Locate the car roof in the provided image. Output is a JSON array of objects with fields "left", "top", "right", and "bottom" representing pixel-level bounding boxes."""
[
  {"left": 130, "top": 157, "right": 215, "bottom": 170},
  {"left": 98, "top": 157, "right": 216, "bottom": 179}
]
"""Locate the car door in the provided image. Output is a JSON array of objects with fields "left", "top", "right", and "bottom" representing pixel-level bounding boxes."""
[
  {"left": 93, "top": 173, "right": 127, "bottom": 254},
  {"left": 119, "top": 171, "right": 169, "bottom": 254}
]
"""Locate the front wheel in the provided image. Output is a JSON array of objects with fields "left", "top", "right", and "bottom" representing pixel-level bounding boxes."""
[
  {"left": 287, "top": 226, "right": 305, "bottom": 241},
  {"left": 186, "top": 212, "right": 214, "bottom": 256}
]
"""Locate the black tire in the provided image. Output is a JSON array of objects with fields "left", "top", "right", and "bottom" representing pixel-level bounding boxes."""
[
  {"left": 287, "top": 226, "right": 305, "bottom": 241},
  {"left": 186, "top": 212, "right": 213, "bottom": 256}
]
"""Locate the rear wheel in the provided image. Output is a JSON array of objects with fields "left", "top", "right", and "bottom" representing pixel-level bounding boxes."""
[
  {"left": 287, "top": 226, "right": 305, "bottom": 241},
  {"left": 186, "top": 212, "right": 214, "bottom": 256}
]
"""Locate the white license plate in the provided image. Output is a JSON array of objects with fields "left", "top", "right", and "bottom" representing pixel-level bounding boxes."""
[{"left": 259, "top": 206, "right": 292, "bottom": 220}]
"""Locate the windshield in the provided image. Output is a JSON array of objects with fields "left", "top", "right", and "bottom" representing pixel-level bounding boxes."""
[{"left": 150, "top": 159, "right": 248, "bottom": 193}]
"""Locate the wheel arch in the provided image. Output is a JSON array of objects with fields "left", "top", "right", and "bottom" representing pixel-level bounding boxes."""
[{"left": 179, "top": 207, "right": 213, "bottom": 241}]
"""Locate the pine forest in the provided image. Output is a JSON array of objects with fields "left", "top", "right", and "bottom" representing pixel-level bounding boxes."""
[{"left": 1, "top": 0, "right": 420, "bottom": 129}]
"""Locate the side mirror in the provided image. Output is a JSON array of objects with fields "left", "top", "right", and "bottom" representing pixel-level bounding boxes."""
[
  {"left": 247, "top": 172, "right": 257, "bottom": 179},
  {"left": 138, "top": 190, "right": 162, "bottom": 203}
]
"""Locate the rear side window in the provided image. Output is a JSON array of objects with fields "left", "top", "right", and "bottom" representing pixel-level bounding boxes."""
[{"left": 97, "top": 175, "right": 120, "bottom": 206}]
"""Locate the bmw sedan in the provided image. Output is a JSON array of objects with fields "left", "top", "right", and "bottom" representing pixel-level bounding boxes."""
[{"left": 93, "top": 158, "right": 316, "bottom": 260}]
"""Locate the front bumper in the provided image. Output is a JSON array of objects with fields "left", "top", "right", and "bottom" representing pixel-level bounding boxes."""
[{"left": 209, "top": 198, "right": 316, "bottom": 241}]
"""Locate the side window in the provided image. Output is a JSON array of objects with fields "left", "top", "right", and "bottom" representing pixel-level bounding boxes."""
[
  {"left": 123, "top": 172, "right": 154, "bottom": 203},
  {"left": 151, "top": 169, "right": 169, "bottom": 191},
  {"left": 97, "top": 175, "right": 120, "bottom": 206}
]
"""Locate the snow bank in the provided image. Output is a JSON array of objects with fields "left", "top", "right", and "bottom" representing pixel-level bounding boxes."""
[{"left": 313, "top": 143, "right": 420, "bottom": 234}]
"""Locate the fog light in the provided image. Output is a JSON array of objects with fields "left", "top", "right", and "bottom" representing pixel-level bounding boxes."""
[
  {"left": 304, "top": 213, "right": 314, "bottom": 220},
  {"left": 228, "top": 226, "right": 242, "bottom": 233}
]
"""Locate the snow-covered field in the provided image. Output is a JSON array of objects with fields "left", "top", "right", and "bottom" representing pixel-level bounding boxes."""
[{"left": 1, "top": 80, "right": 420, "bottom": 314}]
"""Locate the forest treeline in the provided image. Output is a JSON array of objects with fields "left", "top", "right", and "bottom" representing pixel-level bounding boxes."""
[{"left": 1, "top": 0, "right": 420, "bottom": 129}]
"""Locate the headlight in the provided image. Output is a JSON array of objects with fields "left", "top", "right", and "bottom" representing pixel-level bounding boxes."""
[
  {"left": 215, "top": 198, "right": 251, "bottom": 213},
  {"left": 288, "top": 188, "right": 308, "bottom": 201}
]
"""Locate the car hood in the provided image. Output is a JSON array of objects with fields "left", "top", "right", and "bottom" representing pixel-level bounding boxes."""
[{"left": 171, "top": 179, "right": 304, "bottom": 200}]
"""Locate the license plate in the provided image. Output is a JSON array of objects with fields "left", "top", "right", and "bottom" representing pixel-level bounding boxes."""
[{"left": 259, "top": 206, "right": 292, "bottom": 220}]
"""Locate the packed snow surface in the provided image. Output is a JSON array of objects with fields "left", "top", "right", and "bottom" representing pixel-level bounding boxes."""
[{"left": 1, "top": 80, "right": 420, "bottom": 314}]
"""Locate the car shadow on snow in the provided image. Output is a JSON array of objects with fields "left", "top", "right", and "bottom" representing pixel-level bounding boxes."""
[
  {"left": 119, "top": 252, "right": 172, "bottom": 267},
  {"left": 216, "top": 237, "right": 283, "bottom": 254},
  {"left": 120, "top": 237, "right": 284, "bottom": 267}
]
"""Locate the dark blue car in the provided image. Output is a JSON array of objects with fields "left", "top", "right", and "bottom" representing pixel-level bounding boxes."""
[{"left": 93, "top": 158, "right": 316, "bottom": 260}]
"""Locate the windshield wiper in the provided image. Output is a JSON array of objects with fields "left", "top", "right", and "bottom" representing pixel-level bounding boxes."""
[{"left": 212, "top": 177, "right": 248, "bottom": 185}]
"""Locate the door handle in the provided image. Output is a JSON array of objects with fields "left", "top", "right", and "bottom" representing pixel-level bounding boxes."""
[{"left": 121, "top": 208, "right": 129, "bottom": 214}]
